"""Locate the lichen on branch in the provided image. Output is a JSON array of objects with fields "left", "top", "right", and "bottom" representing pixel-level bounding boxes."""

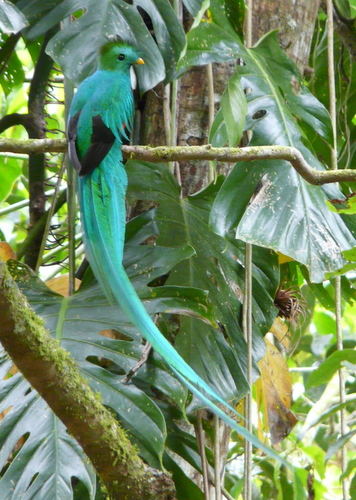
[{"left": 0, "top": 137, "right": 355, "bottom": 185}]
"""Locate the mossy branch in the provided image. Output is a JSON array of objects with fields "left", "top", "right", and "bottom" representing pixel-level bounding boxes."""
[
  {"left": 0, "top": 259, "right": 176, "bottom": 500},
  {"left": 0, "top": 138, "right": 355, "bottom": 185}
]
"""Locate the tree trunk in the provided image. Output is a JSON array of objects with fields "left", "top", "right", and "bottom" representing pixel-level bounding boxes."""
[{"left": 251, "top": 0, "right": 321, "bottom": 74}]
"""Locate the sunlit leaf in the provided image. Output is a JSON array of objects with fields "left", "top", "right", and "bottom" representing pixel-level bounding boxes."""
[
  {"left": 306, "top": 349, "right": 356, "bottom": 388},
  {"left": 0, "top": 241, "right": 16, "bottom": 261},
  {"left": 0, "top": 157, "right": 22, "bottom": 205},
  {"left": 46, "top": 274, "right": 81, "bottom": 296},
  {"left": 327, "top": 193, "right": 356, "bottom": 214},
  {"left": 0, "top": 0, "right": 28, "bottom": 33}
]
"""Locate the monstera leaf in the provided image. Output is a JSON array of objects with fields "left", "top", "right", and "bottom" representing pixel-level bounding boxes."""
[
  {"left": 16, "top": 0, "right": 185, "bottom": 90},
  {"left": 126, "top": 160, "right": 280, "bottom": 403},
  {"left": 178, "top": 16, "right": 356, "bottom": 282},
  {"left": 0, "top": 362, "right": 96, "bottom": 500},
  {"left": 0, "top": 210, "right": 220, "bottom": 498},
  {"left": 209, "top": 33, "right": 356, "bottom": 282}
]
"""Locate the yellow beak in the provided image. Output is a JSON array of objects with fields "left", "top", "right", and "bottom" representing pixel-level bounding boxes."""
[{"left": 136, "top": 58, "right": 145, "bottom": 65}]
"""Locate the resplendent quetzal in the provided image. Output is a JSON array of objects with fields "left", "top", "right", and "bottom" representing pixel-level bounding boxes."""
[{"left": 67, "top": 40, "right": 272, "bottom": 451}]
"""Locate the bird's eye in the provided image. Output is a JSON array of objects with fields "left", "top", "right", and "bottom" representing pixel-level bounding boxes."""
[{"left": 118, "top": 54, "right": 125, "bottom": 61}]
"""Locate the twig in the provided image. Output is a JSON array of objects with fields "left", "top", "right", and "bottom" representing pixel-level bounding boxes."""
[
  {"left": 16, "top": 190, "right": 67, "bottom": 260},
  {"left": 195, "top": 411, "right": 211, "bottom": 500},
  {"left": 214, "top": 415, "right": 222, "bottom": 500},
  {"left": 122, "top": 341, "right": 152, "bottom": 383},
  {"left": 326, "top": 0, "right": 348, "bottom": 497}
]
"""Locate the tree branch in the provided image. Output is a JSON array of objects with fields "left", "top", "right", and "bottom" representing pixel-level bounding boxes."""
[
  {"left": 25, "top": 32, "right": 55, "bottom": 270},
  {"left": 16, "top": 189, "right": 67, "bottom": 260},
  {"left": 0, "top": 259, "right": 176, "bottom": 500},
  {"left": 0, "top": 113, "right": 35, "bottom": 135},
  {"left": 0, "top": 138, "right": 356, "bottom": 185}
]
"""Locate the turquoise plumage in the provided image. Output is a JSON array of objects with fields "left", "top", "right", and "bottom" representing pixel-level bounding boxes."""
[{"left": 67, "top": 40, "right": 282, "bottom": 458}]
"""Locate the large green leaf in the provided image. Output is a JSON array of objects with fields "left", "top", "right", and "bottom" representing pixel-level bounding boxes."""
[
  {"left": 0, "top": 47, "right": 25, "bottom": 95},
  {"left": 196, "top": 27, "right": 356, "bottom": 282},
  {"left": 1, "top": 215, "right": 222, "bottom": 495},
  {"left": 0, "top": 356, "right": 95, "bottom": 499},
  {"left": 126, "top": 160, "right": 281, "bottom": 403},
  {"left": 177, "top": 21, "right": 242, "bottom": 72},
  {"left": 19, "top": 0, "right": 185, "bottom": 90},
  {"left": 178, "top": 21, "right": 352, "bottom": 282},
  {"left": 211, "top": 157, "right": 356, "bottom": 282},
  {"left": 209, "top": 0, "right": 245, "bottom": 38},
  {"left": 0, "top": 0, "right": 28, "bottom": 33},
  {"left": 252, "top": 31, "right": 332, "bottom": 143}
]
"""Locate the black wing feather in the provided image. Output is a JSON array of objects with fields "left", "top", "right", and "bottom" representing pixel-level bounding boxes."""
[
  {"left": 67, "top": 111, "right": 83, "bottom": 173},
  {"left": 67, "top": 113, "right": 115, "bottom": 177}
]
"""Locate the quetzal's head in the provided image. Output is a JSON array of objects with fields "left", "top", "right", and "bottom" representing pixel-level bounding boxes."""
[{"left": 98, "top": 41, "right": 144, "bottom": 73}]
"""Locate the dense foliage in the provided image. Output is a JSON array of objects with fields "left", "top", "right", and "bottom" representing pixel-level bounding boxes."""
[{"left": 1, "top": 1, "right": 356, "bottom": 499}]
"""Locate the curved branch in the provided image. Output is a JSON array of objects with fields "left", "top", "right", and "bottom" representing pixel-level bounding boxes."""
[
  {"left": 16, "top": 189, "right": 67, "bottom": 260},
  {"left": 0, "top": 259, "right": 176, "bottom": 500},
  {"left": 125, "top": 145, "right": 356, "bottom": 185},
  {"left": 0, "top": 138, "right": 355, "bottom": 185},
  {"left": 0, "top": 113, "right": 35, "bottom": 135}
]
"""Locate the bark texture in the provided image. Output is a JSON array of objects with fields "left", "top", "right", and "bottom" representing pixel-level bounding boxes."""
[{"left": 251, "top": 0, "right": 321, "bottom": 74}]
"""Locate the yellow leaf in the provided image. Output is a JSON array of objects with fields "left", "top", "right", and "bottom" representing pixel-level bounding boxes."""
[
  {"left": 46, "top": 274, "right": 81, "bottom": 297},
  {"left": 270, "top": 316, "right": 291, "bottom": 350},
  {"left": 257, "top": 338, "right": 297, "bottom": 444},
  {"left": 277, "top": 251, "right": 294, "bottom": 264},
  {"left": 0, "top": 242, "right": 16, "bottom": 261}
]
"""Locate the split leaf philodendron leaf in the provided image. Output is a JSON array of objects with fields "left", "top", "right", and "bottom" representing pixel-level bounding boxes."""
[
  {"left": 178, "top": 16, "right": 355, "bottom": 282},
  {"left": 20, "top": 0, "right": 185, "bottom": 91},
  {"left": 126, "top": 160, "right": 280, "bottom": 402},
  {"left": 202, "top": 28, "right": 355, "bottom": 282},
  {"left": 1, "top": 219, "right": 222, "bottom": 494},
  {"left": 0, "top": 370, "right": 96, "bottom": 500}
]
